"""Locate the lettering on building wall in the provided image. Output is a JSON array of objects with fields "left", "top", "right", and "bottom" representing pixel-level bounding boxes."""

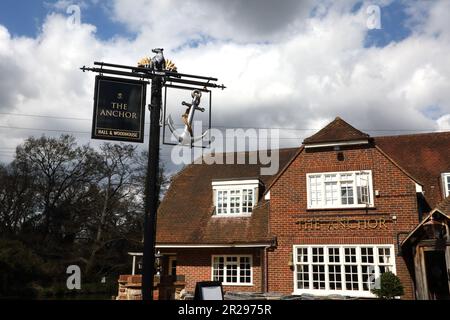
[{"left": 296, "top": 217, "right": 389, "bottom": 231}]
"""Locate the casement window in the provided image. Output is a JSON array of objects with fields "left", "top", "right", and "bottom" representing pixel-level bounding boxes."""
[
  {"left": 212, "top": 255, "right": 252, "bottom": 285},
  {"left": 212, "top": 180, "right": 259, "bottom": 216},
  {"left": 307, "top": 171, "right": 374, "bottom": 209},
  {"left": 442, "top": 173, "right": 450, "bottom": 197},
  {"left": 294, "top": 245, "right": 396, "bottom": 297}
]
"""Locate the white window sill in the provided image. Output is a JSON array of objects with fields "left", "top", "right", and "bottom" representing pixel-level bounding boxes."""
[
  {"left": 220, "top": 283, "right": 254, "bottom": 287},
  {"left": 292, "top": 289, "right": 376, "bottom": 298},
  {"left": 213, "top": 214, "right": 252, "bottom": 218},
  {"left": 307, "top": 205, "right": 375, "bottom": 210}
]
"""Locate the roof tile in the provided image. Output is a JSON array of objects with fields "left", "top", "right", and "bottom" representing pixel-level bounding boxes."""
[{"left": 303, "top": 117, "right": 370, "bottom": 144}]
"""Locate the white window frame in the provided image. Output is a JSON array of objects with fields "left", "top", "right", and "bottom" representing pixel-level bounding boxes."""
[
  {"left": 211, "top": 255, "right": 253, "bottom": 286},
  {"left": 212, "top": 180, "right": 258, "bottom": 217},
  {"left": 293, "top": 245, "right": 396, "bottom": 298},
  {"left": 442, "top": 173, "right": 450, "bottom": 198},
  {"left": 306, "top": 170, "right": 374, "bottom": 209}
]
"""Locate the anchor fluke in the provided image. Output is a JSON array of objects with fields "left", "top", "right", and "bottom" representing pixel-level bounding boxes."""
[{"left": 167, "top": 89, "right": 209, "bottom": 146}]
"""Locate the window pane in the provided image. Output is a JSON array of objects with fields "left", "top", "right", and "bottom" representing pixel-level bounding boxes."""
[
  {"left": 345, "top": 265, "right": 359, "bottom": 290},
  {"left": 226, "top": 257, "right": 238, "bottom": 283},
  {"left": 325, "top": 181, "right": 338, "bottom": 205},
  {"left": 229, "top": 190, "right": 241, "bottom": 214},
  {"left": 356, "top": 173, "right": 370, "bottom": 204},
  {"left": 341, "top": 181, "right": 354, "bottom": 205},
  {"left": 239, "top": 257, "right": 251, "bottom": 283},
  {"left": 328, "top": 247, "right": 340, "bottom": 263},
  {"left": 297, "top": 265, "right": 309, "bottom": 289},
  {"left": 378, "top": 248, "right": 391, "bottom": 264},
  {"left": 217, "top": 190, "right": 228, "bottom": 214},
  {"left": 344, "top": 248, "right": 357, "bottom": 263},
  {"left": 297, "top": 248, "right": 308, "bottom": 263},
  {"left": 379, "top": 265, "right": 391, "bottom": 274},
  {"left": 312, "top": 265, "right": 326, "bottom": 289},
  {"left": 312, "top": 247, "right": 324, "bottom": 263},
  {"left": 362, "top": 265, "right": 376, "bottom": 291},
  {"left": 309, "top": 175, "right": 322, "bottom": 206},
  {"left": 361, "top": 247, "right": 374, "bottom": 264},
  {"left": 242, "top": 189, "right": 254, "bottom": 213},
  {"left": 213, "top": 257, "right": 224, "bottom": 282},
  {"left": 329, "top": 265, "right": 342, "bottom": 290}
]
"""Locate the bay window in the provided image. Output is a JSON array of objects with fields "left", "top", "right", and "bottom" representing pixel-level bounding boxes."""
[
  {"left": 294, "top": 245, "right": 396, "bottom": 297},
  {"left": 307, "top": 171, "right": 374, "bottom": 209}
]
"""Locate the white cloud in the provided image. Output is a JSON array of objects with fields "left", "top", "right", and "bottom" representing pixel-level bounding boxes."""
[{"left": 0, "top": 0, "right": 449, "bottom": 166}]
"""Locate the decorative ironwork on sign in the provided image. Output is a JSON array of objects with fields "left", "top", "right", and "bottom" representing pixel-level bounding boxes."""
[
  {"left": 91, "top": 76, "right": 147, "bottom": 143},
  {"left": 137, "top": 48, "right": 178, "bottom": 72},
  {"left": 166, "top": 89, "right": 209, "bottom": 146}
]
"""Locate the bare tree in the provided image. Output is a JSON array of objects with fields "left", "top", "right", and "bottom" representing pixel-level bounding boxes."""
[
  {"left": 85, "top": 143, "right": 141, "bottom": 275},
  {"left": 14, "top": 135, "right": 99, "bottom": 243}
]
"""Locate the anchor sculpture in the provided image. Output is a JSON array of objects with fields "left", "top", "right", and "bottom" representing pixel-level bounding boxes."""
[{"left": 167, "top": 90, "right": 209, "bottom": 146}]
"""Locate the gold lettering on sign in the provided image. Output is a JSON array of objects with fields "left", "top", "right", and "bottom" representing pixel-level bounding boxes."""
[
  {"left": 111, "top": 102, "right": 128, "bottom": 110},
  {"left": 298, "top": 218, "right": 390, "bottom": 231},
  {"left": 98, "top": 100, "right": 139, "bottom": 120}
]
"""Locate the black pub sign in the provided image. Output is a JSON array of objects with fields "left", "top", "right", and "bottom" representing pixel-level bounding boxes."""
[{"left": 92, "top": 76, "right": 147, "bottom": 143}]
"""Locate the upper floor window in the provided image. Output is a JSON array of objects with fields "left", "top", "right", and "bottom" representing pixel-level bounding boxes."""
[
  {"left": 443, "top": 173, "right": 450, "bottom": 198},
  {"left": 307, "top": 171, "right": 374, "bottom": 209},
  {"left": 212, "top": 180, "right": 259, "bottom": 216}
]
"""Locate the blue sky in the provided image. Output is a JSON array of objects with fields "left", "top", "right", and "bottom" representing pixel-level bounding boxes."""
[
  {"left": 0, "top": 0, "right": 133, "bottom": 40},
  {"left": 0, "top": 0, "right": 412, "bottom": 46},
  {"left": 364, "top": 1, "right": 413, "bottom": 47}
]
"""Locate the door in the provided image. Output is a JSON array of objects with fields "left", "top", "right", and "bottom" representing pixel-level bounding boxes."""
[{"left": 424, "top": 250, "right": 450, "bottom": 300}]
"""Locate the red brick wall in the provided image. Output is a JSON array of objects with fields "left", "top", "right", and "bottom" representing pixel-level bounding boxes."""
[
  {"left": 164, "top": 248, "right": 263, "bottom": 294},
  {"left": 268, "top": 145, "right": 420, "bottom": 299}
]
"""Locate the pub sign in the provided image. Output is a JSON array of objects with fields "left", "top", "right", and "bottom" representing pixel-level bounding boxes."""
[{"left": 92, "top": 76, "right": 147, "bottom": 143}]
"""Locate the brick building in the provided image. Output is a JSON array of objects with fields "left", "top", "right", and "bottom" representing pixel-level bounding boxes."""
[{"left": 155, "top": 117, "right": 450, "bottom": 300}]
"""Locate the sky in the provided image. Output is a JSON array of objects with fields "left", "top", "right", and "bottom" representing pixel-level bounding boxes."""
[{"left": 0, "top": 0, "right": 449, "bottom": 172}]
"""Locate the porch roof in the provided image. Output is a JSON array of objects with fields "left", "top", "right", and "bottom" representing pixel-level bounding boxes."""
[{"left": 401, "top": 196, "right": 450, "bottom": 248}]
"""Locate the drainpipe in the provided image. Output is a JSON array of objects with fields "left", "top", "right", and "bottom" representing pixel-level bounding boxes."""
[
  {"left": 264, "top": 246, "right": 269, "bottom": 293},
  {"left": 264, "top": 238, "right": 277, "bottom": 293}
]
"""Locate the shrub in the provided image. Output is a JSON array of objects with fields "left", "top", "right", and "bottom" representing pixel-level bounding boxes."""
[
  {"left": 371, "top": 271, "right": 404, "bottom": 299},
  {"left": 0, "top": 239, "right": 47, "bottom": 297}
]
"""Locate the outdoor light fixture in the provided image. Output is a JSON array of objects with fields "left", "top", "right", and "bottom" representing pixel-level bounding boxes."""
[
  {"left": 155, "top": 251, "right": 164, "bottom": 275},
  {"left": 288, "top": 254, "right": 294, "bottom": 270},
  {"left": 423, "top": 215, "right": 447, "bottom": 240}
]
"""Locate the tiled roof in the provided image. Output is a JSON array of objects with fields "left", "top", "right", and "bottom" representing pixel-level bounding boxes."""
[
  {"left": 156, "top": 149, "right": 299, "bottom": 245},
  {"left": 375, "top": 132, "right": 450, "bottom": 208},
  {"left": 157, "top": 116, "right": 450, "bottom": 245},
  {"left": 303, "top": 117, "right": 370, "bottom": 144}
]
